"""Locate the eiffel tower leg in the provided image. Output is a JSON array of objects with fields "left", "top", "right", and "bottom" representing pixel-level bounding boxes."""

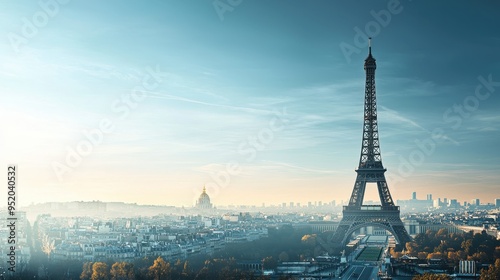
[
  {"left": 377, "top": 181, "right": 394, "bottom": 206},
  {"left": 330, "top": 224, "right": 350, "bottom": 247},
  {"left": 391, "top": 224, "right": 412, "bottom": 251},
  {"left": 349, "top": 179, "right": 366, "bottom": 207}
]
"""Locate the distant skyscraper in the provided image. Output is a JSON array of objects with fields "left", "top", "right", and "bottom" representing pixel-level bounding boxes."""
[
  {"left": 433, "top": 198, "right": 441, "bottom": 208},
  {"left": 449, "top": 199, "right": 459, "bottom": 207},
  {"left": 426, "top": 194, "right": 432, "bottom": 201},
  {"left": 495, "top": 199, "right": 500, "bottom": 208},
  {"left": 471, "top": 198, "right": 480, "bottom": 206},
  {"left": 412, "top": 192, "right": 417, "bottom": 200}
]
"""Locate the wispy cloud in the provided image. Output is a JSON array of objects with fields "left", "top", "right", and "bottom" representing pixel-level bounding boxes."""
[
  {"left": 261, "top": 160, "right": 343, "bottom": 174},
  {"left": 148, "top": 92, "right": 272, "bottom": 115},
  {"left": 379, "top": 105, "right": 425, "bottom": 131}
]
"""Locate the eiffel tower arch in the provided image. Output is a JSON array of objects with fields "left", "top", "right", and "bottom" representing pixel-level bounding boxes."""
[{"left": 329, "top": 39, "right": 412, "bottom": 251}]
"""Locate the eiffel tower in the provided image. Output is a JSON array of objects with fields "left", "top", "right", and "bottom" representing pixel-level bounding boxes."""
[{"left": 330, "top": 39, "right": 411, "bottom": 251}]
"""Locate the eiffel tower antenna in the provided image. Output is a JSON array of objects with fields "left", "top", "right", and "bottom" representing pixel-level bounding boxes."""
[{"left": 329, "top": 39, "right": 412, "bottom": 251}]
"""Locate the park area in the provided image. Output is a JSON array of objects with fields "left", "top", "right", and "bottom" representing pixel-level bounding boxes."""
[{"left": 356, "top": 246, "right": 383, "bottom": 262}]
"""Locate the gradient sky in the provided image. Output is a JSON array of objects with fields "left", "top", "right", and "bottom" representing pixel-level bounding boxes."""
[{"left": 1, "top": 1, "right": 499, "bottom": 207}]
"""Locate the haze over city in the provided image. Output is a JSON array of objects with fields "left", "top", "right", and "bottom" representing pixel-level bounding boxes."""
[{"left": 0, "top": 1, "right": 499, "bottom": 207}]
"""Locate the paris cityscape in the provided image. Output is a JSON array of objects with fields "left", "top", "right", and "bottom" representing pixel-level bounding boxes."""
[{"left": 1, "top": 1, "right": 500, "bottom": 280}]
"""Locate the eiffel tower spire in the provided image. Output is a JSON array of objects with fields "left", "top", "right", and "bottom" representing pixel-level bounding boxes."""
[{"left": 328, "top": 39, "right": 411, "bottom": 251}]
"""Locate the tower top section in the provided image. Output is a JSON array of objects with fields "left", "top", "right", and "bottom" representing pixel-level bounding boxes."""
[{"left": 364, "top": 37, "right": 376, "bottom": 70}]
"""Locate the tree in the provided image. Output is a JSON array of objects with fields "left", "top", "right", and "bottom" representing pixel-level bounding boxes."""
[
  {"left": 447, "top": 251, "right": 461, "bottom": 263},
  {"left": 148, "top": 256, "right": 172, "bottom": 280},
  {"left": 301, "top": 234, "right": 316, "bottom": 247},
  {"left": 417, "top": 252, "right": 428, "bottom": 259},
  {"left": 406, "top": 242, "right": 418, "bottom": 256},
  {"left": 412, "top": 273, "right": 451, "bottom": 280},
  {"left": 472, "top": 252, "right": 490, "bottom": 263},
  {"left": 436, "top": 228, "right": 448, "bottom": 237},
  {"left": 480, "top": 258, "right": 500, "bottom": 280},
  {"left": 389, "top": 247, "right": 403, "bottom": 259},
  {"left": 81, "top": 262, "right": 93, "bottom": 280},
  {"left": 426, "top": 252, "right": 444, "bottom": 260},
  {"left": 40, "top": 234, "right": 55, "bottom": 256},
  {"left": 110, "top": 262, "right": 135, "bottom": 280},
  {"left": 91, "top": 262, "right": 109, "bottom": 280},
  {"left": 462, "top": 239, "right": 473, "bottom": 255},
  {"left": 172, "top": 259, "right": 183, "bottom": 278},
  {"left": 181, "top": 260, "right": 191, "bottom": 279}
]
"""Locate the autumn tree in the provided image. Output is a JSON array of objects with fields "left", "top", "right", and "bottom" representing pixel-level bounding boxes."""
[
  {"left": 408, "top": 229, "right": 500, "bottom": 264},
  {"left": 81, "top": 262, "right": 93, "bottom": 280},
  {"left": 480, "top": 258, "right": 500, "bottom": 280},
  {"left": 389, "top": 247, "right": 403, "bottom": 259},
  {"left": 436, "top": 228, "right": 448, "bottom": 237},
  {"left": 417, "top": 252, "right": 428, "bottom": 259},
  {"left": 148, "top": 256, "right": 172, "bottom": 280},
  {"left": 110, "top": 262, "right": 135, "bottom": 280},
  {"left": 427, "top": 252, "right": 444, "bottom": 260},
  {"left": 412, "top": 273, "right": 451, "bottom": 280},
  {"left": 91, "top": 262, "right": 109, "bottom": 280},
  {"left": 181, "top": 260, "right": 191, "bottom": 279},
  {"left": 406, "top": 241, "right": 418, "bottom": 257},
  {"left": 472, "top": 252, "right": 490, "bottom": 263},
  {"left": 301, "top": 234, "right": 317, "bottom": 247}
]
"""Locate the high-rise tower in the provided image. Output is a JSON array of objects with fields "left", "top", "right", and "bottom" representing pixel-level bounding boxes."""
[{"left": 330, "top": 39, "right": 411, "bottom": 250}]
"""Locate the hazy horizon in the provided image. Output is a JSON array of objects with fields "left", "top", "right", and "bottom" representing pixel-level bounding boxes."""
[{"left": 1, "top": 1, "right": 499, "bottom": 207}]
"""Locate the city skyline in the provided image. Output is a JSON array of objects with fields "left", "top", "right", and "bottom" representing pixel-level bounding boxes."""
[{"left": 1, "top": 1, "right": 499, "bottom": 207}]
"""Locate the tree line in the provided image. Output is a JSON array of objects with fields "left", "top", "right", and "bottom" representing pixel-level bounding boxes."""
[
  {"left": 390, "top": 228, "right": 500, "bottom": 264},
  {"left": 388, "top": 228, "right": 500, "bottom": 280},
  {"left": 78, "top": 257, "right": 276, "bottom": 280},
  {"left": 78, "top": 225, "right": 317, "bottom": 280}
]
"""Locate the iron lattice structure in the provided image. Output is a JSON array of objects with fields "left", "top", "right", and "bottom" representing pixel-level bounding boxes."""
[{"left": 330, "top": 41, "right": 411, "bottom": 251}]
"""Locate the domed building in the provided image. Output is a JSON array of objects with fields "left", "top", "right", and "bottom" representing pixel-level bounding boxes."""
[{"left": 196, "top": 186, "right": 213, "bottom": 209}]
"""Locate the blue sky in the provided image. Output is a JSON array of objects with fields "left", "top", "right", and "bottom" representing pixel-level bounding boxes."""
[{"left": 0, "top": 0, "right": 499, "bottom": 207}]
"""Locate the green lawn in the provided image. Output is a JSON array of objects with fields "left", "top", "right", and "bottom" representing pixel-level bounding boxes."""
[{"left": 356, "top": 246, "right": 383, "bottom": 261}]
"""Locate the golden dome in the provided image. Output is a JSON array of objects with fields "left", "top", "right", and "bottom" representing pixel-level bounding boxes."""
[{"left": 196, "top": 186, "right": 212, "bottom": 209}]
